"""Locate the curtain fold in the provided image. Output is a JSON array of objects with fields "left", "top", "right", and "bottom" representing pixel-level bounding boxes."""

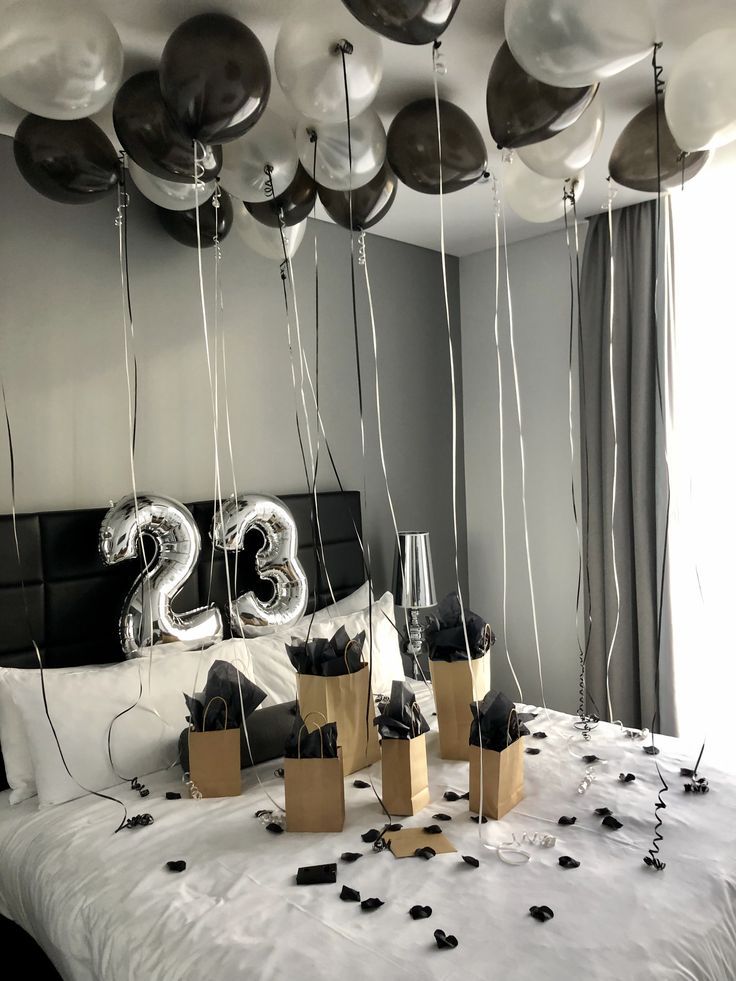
[{"left": 579, "top": 200, "right": 669, "bottom": 731}]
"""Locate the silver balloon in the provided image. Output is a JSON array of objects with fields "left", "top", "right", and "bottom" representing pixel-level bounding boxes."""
[
  {"left": 211, "top": 494, "right": 308, "bottom": 637},
  {"left": 220, "top": 112, "right": 299, "bottom": 203},
  {"left": 504, "top": 159, "right": 585, "bottom": 223},
  {"left": 296, "top": 109, "right": 386, "bottom": 191},
  {"left": 275, "top": 3, "right": 383, "bottom": 122},
  {"left": 0, "top": 0, "right": 124, "bottom": 119},
  {"left": 234, "top": 204, "right": 307, "bottom": 260},
  {"left": 128, "top": 159, "right": 215, "bottom": 211},
  {"left": 504, "top": 0, "right": 655, "bottom": 88},
  {"left": 100, "top": 494, "right": 223, "bottom": 657},
  {"left": 518, "top": 95, "right": 605, "bottom": 178}
]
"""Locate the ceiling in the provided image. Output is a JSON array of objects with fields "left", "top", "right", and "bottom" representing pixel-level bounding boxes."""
[{"left": 1, "top": 0, "right": 735, "bottom": 255}]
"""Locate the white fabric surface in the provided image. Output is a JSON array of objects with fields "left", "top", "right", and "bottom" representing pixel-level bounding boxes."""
[{"left": 0, "top": 692, "right": 734, "bottom": 981}]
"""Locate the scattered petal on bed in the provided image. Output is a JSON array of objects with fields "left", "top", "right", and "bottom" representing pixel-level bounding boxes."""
[
  {"left": 166, "top": 860, "right": 186, "bottom": 873},
  {"left": 432, "top": 813, "right": 453, "bottom": 821},
  {"left": 423, "top": 825, "right": 443, "bottom": 835},
  {"left": 470, "top": 815, "right": 488, "bottom": 824},
  {"left": 583, "top": 755, "right": 602, "bottom": 764},
  {"left": 558, "top": 815, "right": 577, "bottom": 826},
  {"left": 361, "top": 828, "right": 381, "bottom": 843},
  {"left": 265, "top": 822, "right": 284, "bottom": 834},
  {"left": 594, "top": 807, "right": 612, "bottom": 817},
  {"left": 415, "top": 847, "right": 437, "bottom": 860},
  {"left": 461, "top": 855, "right": 480, "bottom": 868},
  {"left": 165, "top": 792, "right": 181, "bottom": 800},
  {"left": 526, "top": 748, "right": 541, "bottom": 755},
  {"left": 619, "top": 772, "right": 636, "bottom": 783},
  {"left": 341, "top": 852, "right": 362, "bottom": 863},
  {"left": 409, "top": 905, "right": 432, "bottom": 919},
  {"left": 529, "top": 905, "right": 554, "bottom": 922},
  {"left": 340, "top": 885, "right": 361, "bottom": 902},
  {"left": 353, "top": 780, "right": 370, "bottom": 789},
  {"left": 361, "top": 897, "right": 384, "bottom": 911},
  {"left": 602, "top": 815, "right": 623, "bottom": 830},
  {"left": 532, "top": 732, "right": 547, "bottom": 739},
  {"left": 434, "top": 929, "right": 459, "bottom": 949},
  {"left": 385, "top": 824, "right": 403, "bottom": 832},
  {"left": 558, "top": 856, "right": 580, "bottom": 869}
]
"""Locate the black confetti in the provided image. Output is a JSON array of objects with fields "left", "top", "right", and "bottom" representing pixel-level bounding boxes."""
[
  {"left": 529, "top": 905, "right": 554, "bottom": 923},
  {"left": 409, "top": 905, "right": 432, "bottom": 920},
  {"left": 432, "top": 813, "right": 453, "bottom": 821},
  {"left": 619, "top": 772, "right": 636, "bottom": 783},
  {"left": 558, "top": 815, "right": 577, "bottom": 826},
  {"left": 341, "top": 852, "right": 362, "bottom": 863},
  {"left": 166, "top": 860, "right": 186, "bottom": 873},
  {"left": 340, "top": 885, "right": 361, "bottom": 902},
  {"left": 165, "top": 792, "right": 181, "bottom": 800},
  {"left": 583, "top": 755, "right": 602, "bottom": 764},
  {"left": 353, "top": 780, "right": 370, "bottom": 789},
  {"left": 266, "top": 822, "right": 284, "bottom": 834},
  {"left": 361, "top": 828, "right": 381, "bottom": 843},
  {"left": 361, "top": 898, "right": 384, "bottom": 912},
  {"left": 594, "top": 807, "right": 612, "bottom": 817},
  {"left": 526, "top": 747, "right": 541, "bottom": 755},
  {"left": 461, "top": 855, "right": 480, "bottom": 868},
  {"left": 601, "top": 815, "right": 623, "bottom": 830},
  {"left": 558, "top": 856, "right": 580, "bottom": 869},
  {"left": 423, "top": 825, "right": 443, "bottom": 835},
  {"left": 415, "top": 847, "right": 436, "bottom": 860},
  {"left": 443, "top": 790, "right": 469, "bottom": 802},
  {"left": 532, "top": 731, "right": 547, "bottom": 739},
  {"left": 470, "top": 815, "right": 488, "bottom": 824},
  {"left": 434, "top": 929, "right": 459, "bottom": 950}
]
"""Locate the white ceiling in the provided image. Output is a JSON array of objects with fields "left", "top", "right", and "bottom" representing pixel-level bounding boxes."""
[{"left": 1, "top": 0, "right": 735, "bottom": 254}]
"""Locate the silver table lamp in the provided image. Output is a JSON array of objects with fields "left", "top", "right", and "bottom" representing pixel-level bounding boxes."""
[{"left": 392, "top": 532, "right": 437, "bottom": 678}]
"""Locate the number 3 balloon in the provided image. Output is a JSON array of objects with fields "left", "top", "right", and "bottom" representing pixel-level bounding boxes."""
[
  {"left": 100, "top": 494, "right": 224, "bottom": 657},
  {"left": 211, "top": 494, "right": 308, "bottom": 637}
]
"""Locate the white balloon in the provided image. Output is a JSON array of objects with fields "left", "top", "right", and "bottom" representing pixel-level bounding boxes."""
[
  {"left": 235, "top": 205, "right": 306, "bottom": 261},
  {"left": 504, "top": 159, "right": 585, "bottom": 223},
  {"left": 665, "top": 29, "right": 736, "bottom": 153},
  {"left": 518, "top": 96, "right": 605, "bottom": 178},
  {"left": 505, "top": 0, "right": 655, "bottom": 88},
  {"left": 275, "top": 2, "right": 383, "bottom": 122},
  {"left": 220, "top": 113, "right": 299, "bottom": 203},
  {"left": 128, "top": 160, "right": 215, "bottom": 212},
  {"left": 296, "top": 109, "right": 386, "bottom": 191},
  {"left": 0, "top": 0, "right": 123, "bottom": 119}
]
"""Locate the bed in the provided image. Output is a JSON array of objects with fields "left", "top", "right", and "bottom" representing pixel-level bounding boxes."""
[{"left": 1, "top": 494, "right": 736, "bottom": 980}]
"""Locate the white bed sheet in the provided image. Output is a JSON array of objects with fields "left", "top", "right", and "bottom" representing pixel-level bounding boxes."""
[{"left": 1, "top": 689, "right": 734, "bottom": 981}]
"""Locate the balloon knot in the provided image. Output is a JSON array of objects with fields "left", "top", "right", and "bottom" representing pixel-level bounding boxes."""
[{"left": 335, "top": 39, "right": 354, "bottom": 55}]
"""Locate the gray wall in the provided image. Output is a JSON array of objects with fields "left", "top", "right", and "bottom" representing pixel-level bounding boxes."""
[
  {"left": 460, "top": 228, "right": 586, "bottom": 714},
  {"left": 0, "top": 138, "right": 466, "bottom": 599}
]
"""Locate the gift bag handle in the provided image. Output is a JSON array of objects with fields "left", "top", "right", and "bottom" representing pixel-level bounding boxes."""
[
  {"left": 297, "top": 711, "right": 330, "bottom": 760},
  {"left": 410, "top": 700, "right": 423, "bottom": 738},
  {"left": 201, "top": 695, "right": 229, "bottom": 734},
  {"left": 504, "top": 707, "right": 517, "bottom": 748},
  {"left": 482, "top": 623, "right": 492, "bottom": 653}
]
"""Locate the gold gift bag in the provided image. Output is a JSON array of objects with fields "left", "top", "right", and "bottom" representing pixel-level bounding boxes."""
[
  {"left": 296, "top": 654, "right": 380, "bottom": 776},
  {"left": 187, "top": 696, "right": 241, "bottom": 799},
  {"left": 284, "top": 713, "right": 345, "bottom": 833},
  {"left": 381, "top": 734, "right": 430, "bottom": 816},
  {"left": 429, "top": 655, "right": 490, "bottom": 760},
  {"left": 468, "top": 738, "right": 524, "bottom": 820}
]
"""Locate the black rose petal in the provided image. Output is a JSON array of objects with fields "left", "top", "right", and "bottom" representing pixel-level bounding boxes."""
[
  {"left": 341, "top": 852, "right": 362, "bottom": 863},
  {"left": 353, "top": 779, "right": 370, "bottom": 789},
  {"left": 434, "top": 929, "right": 459, "bottom": 949},
  {"left": 558, "top": 815, "right": 577, "bottom": 826},
  {"left": 423, "top": 825, "right": 443, "bottom": 835},
  {"left": 274, "top": 767, "right": 285, "bottom": 778},
  {"left": 619, "top": 772, "right": 636, "bottom": 783},
  {"left": 432, "top": 813, "right": 453, "bottom": 821},
  {"left": 409, "top": 905, "right": 432, "bottom": 919},
  {"left": 385, "top": 823, "right": 403, "bottom": 832},
  {"left": 529, "top": 905, "right": 554, "bottom": 922},
  {"left": 361, "top": 898, "right": 384, "bottom": 911},
  {"left": 165, "top": 792, "right": 182, "bottom": 800},
  {"left": 443, "top": 791, "right": 461, "bottom": 801},
  {"left": 583, "top": 755, "right": 602, "bottom": 764},
  {"left": 470, "top": 815, "right": 488, "bottom": 824},
  {"left": 462, "top": 855, "right": 480, "bottom": 868},
  {"left": 558, "top": 856, "right": 580, "bottom": 869},
  {"left": 340, "top": 885, "right": 361, "bottom": 902},
  {"left": 680, "top": 767, "right": 694, "bottom": 777},
  {"left": 415, "top": 846, "right": 436, "bottom": 860},
  {"left": 532, "top": 731, "right": 547, "bottom": 739},
  {"left": 461, "top": 792, "right": 470, "bottom": 800},
  {"left": 602, "top": 815, "right": 623, "bottom": 830},
  {"left": 594, "top": 807, "right": 612, "bottom": 817},
  {"left": 361, "top": 828, "right": 381, "bottom": 843},
  {"left": 526, "top": 747, "right": 541, "bottom": 755},
  {"left": 166, "top": 860, "right": 186, "bottom": 873},
  {"left": 266, "top": 822, "right": 284, "bottom": 834},
  {"left": 643, "top": 745, "right": 660, "bottom": 756}
]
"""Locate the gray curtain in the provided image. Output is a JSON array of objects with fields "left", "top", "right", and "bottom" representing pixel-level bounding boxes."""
[{"left": 579, "top": 200, "right": 668, "bottom": 731}]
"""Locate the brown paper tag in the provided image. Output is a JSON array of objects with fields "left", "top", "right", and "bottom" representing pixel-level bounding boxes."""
[{"left": 383, "top": 827, "right": 457, "bottom": 859}]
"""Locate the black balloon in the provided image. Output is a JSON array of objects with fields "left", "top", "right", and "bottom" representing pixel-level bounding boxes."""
[
  {"left": 160, "top": 13, "right": 271, "bottom": 145},
  {"left": 245, "top": 164, "right": 316, "bottom": 228},
  {"left": 13, "top": 114, "right": 120, "bottom": 204},
  {"left": 487, "top": 42, "right": 598, "bottom": 150},
  {"left": 387, "top": 98, "right": 486, "bottom": 194},
  {"left": 609, "top": 104, "right": 711, "bottom": 193},
  {"left": 318, "top": 163, "right": 397, "bottom": 229},
  {"left": 341, "top": 0, "right": 461, "bottom": 45},
  {"left": 157, "top": 190, "right": 234, "bottom": 248},
  {"left": 113, "top": 71, "right": 222, "bottom": 184}
]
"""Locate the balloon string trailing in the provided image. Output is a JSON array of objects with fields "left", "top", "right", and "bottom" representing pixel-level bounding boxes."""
[
  {"left": 489, "top": 177, "right": 523, "bottom": 703},
  {"left": 643, "top": 763, "right": 668, "bottom": 871}
]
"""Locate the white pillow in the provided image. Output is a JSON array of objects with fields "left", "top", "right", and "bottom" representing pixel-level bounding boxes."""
[
  {"left": 5, "top": 645, "right": 253, "bottom": 807},
  {"left": 0, "top": 671, "right": 37, "bottom": 804},
  {"left": 306, "top": 582, "right": 371, "bottom": 627},
  {"left": 240, "top": 592, "right": 405, "bottom": 706}
]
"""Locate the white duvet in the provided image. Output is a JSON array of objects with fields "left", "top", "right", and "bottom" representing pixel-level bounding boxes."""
[{"left": 1, "top": 691, "right": 734, "bottom": 981}]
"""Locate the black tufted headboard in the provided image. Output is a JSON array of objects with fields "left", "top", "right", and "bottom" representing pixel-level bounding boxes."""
[{"left": 0, "top": 490, "right": 364, "bottom": 791}]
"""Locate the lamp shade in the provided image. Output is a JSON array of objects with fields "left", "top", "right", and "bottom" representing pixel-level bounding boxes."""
[{"left": 392, "top": 532, "right": 436, "bottom": 609}]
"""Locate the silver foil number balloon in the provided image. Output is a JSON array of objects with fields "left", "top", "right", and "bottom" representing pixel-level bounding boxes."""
[
  {"left": 211, "top": 494, "right": 308, "bottom": 637},
  {"left": 100, "top": 494, "right": 223, "bottom": 657}
]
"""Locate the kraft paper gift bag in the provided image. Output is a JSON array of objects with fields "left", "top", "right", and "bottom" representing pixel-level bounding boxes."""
[
  {"left": 468, "top": 690, "right": 524, "bottom": 819},
  {"left": 284, "top": 713, "right": 345, "bottom": 833},
  {"left": 187, "top": 697, "right": 242, "bottom": 799},
  {"left": 376, "top": 680, "right": 431, "bottom": 815},
  {"left": 296, "top": 663, "right": 380, "bottom": 776},
  {"left": 429, "top": 655, "right": 490, "bottom": 760}
]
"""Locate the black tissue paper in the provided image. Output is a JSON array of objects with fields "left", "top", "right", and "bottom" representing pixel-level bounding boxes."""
[
  {"left": 425, "top": 592, "right": 494, "bottom": 662},
  {"left": 373, "top": 679, "right": 430, "bottom": 740},
  {"left": 469, "top": 690, "right": 520, "bottom": 751},
  {"left": 283, "top": 712, "right": 338, "bottom": 759},
  {"left": 286, "top": 626, "right": 365, "bottom": 677}
]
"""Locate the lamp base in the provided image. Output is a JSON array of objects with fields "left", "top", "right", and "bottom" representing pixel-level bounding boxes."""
[{"left": 404, "top": 608, "right": 429, "bottom": 681}]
